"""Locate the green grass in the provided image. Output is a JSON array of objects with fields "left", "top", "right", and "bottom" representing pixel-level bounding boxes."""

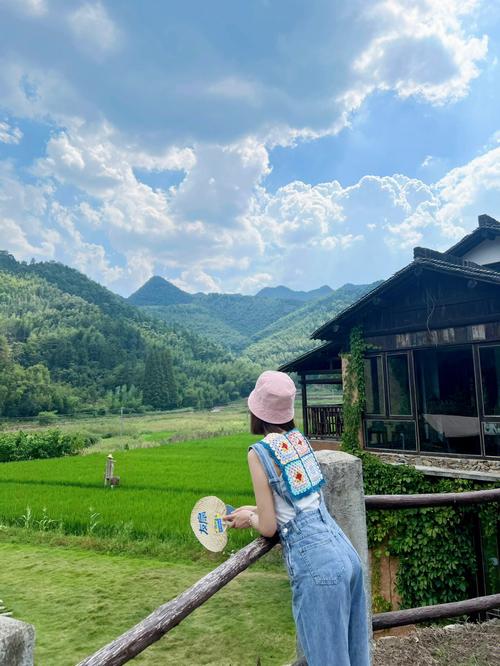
[
  {"left": 0, "top": 433, "right": 259, "bottom": 550},
  {"left": 0, "top": 539, "right": 295, "bottom": 665},
  {"left": 0, "top": 398, "right": 305, "bottom": 454},
  {"left": 0, "top": 407, "right": 303, "bottom": 664}
]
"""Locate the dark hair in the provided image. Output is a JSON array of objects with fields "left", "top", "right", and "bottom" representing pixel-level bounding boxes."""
[{"left": 250, "top": 411, "right": 295, "bottom": 436}]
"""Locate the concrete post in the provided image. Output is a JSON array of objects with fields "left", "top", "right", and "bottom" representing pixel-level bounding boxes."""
[
  {"left": 0, "top": 617, "right": 35, "bottom": 666},
  {"left": 293, "top": 450, "right": 372, "bottom": 665},
  {"left": 317, "top": 450, "right": 372, "bottom": 622}
]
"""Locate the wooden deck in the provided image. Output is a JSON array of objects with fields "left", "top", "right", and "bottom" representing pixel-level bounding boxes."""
[{"left": 310, "top": 438, "right": 342, "bottom": 452}]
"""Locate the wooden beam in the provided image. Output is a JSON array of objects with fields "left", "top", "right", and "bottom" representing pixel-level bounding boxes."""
[
  {"left": 365, "top": 487, "right": 500, "bottom": 510},
  {"left": 372, "top": 593, "right": 500, "bottom": 630},
  {"left": 302, "top": 378, "right": 343, "bottom": 385},
  {"left": 77, "top": 536, "right": 278, "bottom": 666},
  {"left": 290, "top": 594, "right": 500, "bottom": 665},
  {"left": 300, "top": 373, "right": 308, "bottom": 436}
]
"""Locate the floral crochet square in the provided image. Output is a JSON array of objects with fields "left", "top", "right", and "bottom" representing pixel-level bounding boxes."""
[
  {"left": 302, "top": 452, "right": 324, "bottom": 486},
  {"left": 286, "top": 459, "right": 312, "bottom": 494},
  {"left": 286, "top": 430, "right": 309, "bottom": 456},
  {"left": 265, "top": 433, "right": 299, "bottom": 465}
]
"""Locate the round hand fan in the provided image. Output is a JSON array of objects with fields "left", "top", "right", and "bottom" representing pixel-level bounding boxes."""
[{"left": 190, "top": 496, "right": 233, "bottom": 552}]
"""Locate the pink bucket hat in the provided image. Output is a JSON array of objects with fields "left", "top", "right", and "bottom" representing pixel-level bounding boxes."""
[{"left": 247, "top": 370, "right": 296, "bottom": 424}]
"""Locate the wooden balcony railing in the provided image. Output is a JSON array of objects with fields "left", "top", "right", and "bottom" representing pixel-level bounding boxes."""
[{"left": 306, "top": 404, "right": 343, "bottom": 439}]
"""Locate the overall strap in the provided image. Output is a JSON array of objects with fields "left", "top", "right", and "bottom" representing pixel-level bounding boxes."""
[{"left": 249, "top": 441, "right": 296, "bottom": 508}]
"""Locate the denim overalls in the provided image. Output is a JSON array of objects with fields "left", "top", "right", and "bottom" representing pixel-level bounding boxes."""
[{"left": 250, "top": 440, "right": 371, "bottom": 666}]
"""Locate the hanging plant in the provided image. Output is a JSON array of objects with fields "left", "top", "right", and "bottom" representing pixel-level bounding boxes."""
[{"left": 341, "top": 326, "right": 365, "bottom": 454}]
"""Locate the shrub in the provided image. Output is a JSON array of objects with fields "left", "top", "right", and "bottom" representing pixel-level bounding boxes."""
[
  {"left": 0, "top": 430, "right": 95, "bottom": 462},
  {"left": 38, "top": 411, "right": 58, "bottom": 426}
]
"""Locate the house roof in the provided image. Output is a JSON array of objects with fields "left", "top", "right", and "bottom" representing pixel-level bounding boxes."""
[
  {"left": 310, "top": 246, "right": 500, "bottom": 341},
  {"left": 446, "top": 214, "right": 500, "bottom": 257},
  {"left": 278, "top": 340, "right": 342, "bottom": 373}
]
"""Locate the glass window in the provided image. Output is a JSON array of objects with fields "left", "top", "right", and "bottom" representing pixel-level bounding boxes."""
[
  {"left": 480, "top": 346, "right": 500, "bottom": 416},
  {"left": 364, "top": 356, "right": 385, "bottom": 415},
  {"left": 414, "top": 347, "right": 481, "bottom": 455},
  {"left": 388, "top": 354, "right": 412, "bottom": 416},
  {"left": 483, "top": 422, "right": 500, "bottom": 457},
  {"left": 365, "top": 420, "right": 417, "bottom": 451}
]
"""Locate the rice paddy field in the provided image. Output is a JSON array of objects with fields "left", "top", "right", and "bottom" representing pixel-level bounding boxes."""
[
  {"left": 0, "top": 433, "right": 261, "bottom": 551},
  {"left": 0, "top": 406, "right": 302, "bottom": 664}
]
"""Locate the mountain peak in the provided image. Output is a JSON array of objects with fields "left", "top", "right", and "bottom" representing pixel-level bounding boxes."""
[
  {"left": 255, "top": 284, "right": 333, "bottom": 302},
  {"left": 128, "top": 276, "right": 192, "bottom": 306}
]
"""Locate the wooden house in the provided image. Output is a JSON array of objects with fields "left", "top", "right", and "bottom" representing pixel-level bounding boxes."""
[{"left": 280, "top": 214, "right": 500, "bottom": 460}]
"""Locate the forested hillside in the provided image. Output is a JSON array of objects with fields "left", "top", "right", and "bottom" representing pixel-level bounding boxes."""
[
  {"left": 130, "top": 276, "right": 302, "bottom": 350},
  {"left": 0, "top": 251, "right": 377, "bottom": 418},
  {"left": 244, "top": 283, "right": 379, "bottom": 367},
  {"left": 255, "top": 284, "right": 333, "bottom": 301},
  {"left": 128, "top": 276, "right": 372, "bottom": 353},
  {"left": 0, "top": 252, "right": 259, "bottom": 417}
]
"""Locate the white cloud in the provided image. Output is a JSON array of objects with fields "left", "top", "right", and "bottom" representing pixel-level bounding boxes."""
[
  {"left": 2, "top": 129, "right": 500, "bottom": 294},
  {"left": 1, "top": 0, "right": 47, "bottom": 17},
  {"left": 171, "top": 269, "right": 222, "bottom": 294},
  {"left": 0, "top": 0, "right": 488, "bottom": 146},
  {"left": 0, "top": 120, "right": 23, "bottom": 144},
  {"left": 172, "top": 139, "right": 270, "bottom": 226},
  {"left": 235, "top": 272, "right": 273, "bottom": 294},
  {"left": 353, "top": 0, "right": 488, "bottom": 106},
  {"left": 434, "top": 145, "right": 500, "bottom": 236},
  {"left": 67, "top": 2, "right": 121, "bottom": 58},
  {"left": 0, "top": 0, "right": 496, "bottom": 294}
]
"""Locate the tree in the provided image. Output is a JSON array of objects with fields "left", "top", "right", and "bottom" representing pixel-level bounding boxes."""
[{"left": 142, "top": 346, "right": 178, "bottom": 410}]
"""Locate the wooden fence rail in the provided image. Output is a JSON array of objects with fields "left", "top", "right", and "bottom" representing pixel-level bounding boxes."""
[
  {"left": 365, "top": 487, "right": 500, "bottom": 510},
  {"left": 78, "top": 487, "right": 500, "bottom": 666},
  {"left": 372, "top": 593, "right": 500, "bottom": 630}
]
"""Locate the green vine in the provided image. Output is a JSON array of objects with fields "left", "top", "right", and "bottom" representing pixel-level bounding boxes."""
[
  {"left": 371, "top": 547, "right": 393, "bottom": 613},
  {"left": 362, "top": 457, "right": 498, "bottom": 610},
  {"left": 341, "top": 326, "right": 365, "bottom": 454},
  {"left": 340, "top": 326, "right": 498, "bottom": 611}
]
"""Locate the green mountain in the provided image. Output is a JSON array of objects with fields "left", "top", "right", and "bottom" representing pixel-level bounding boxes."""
[
  {"left": 244, "top": 283, "right": 379, "bottom": 368},
  {"left": 129, "top": 273, "right": 378, "bottom": 366},
  {"left": 255, "top": 284, "right": 333, "bottom": 301},
  {"left": 0, "top": 251, "right": 378, "bottom": 418},
  {"left": 129, "top": 276, "right": 302, "bottom": 350},
  {"left": 128, "top": 276, "right": 193, "bottom": 306},
  {"left": 0, "top": 252, "right": 259, "bottom": 417}
]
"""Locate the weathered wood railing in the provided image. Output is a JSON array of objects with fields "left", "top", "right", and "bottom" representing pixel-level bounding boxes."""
[
  {"left": 306, "top": 404, "right": 343, "bottom": 439},
  {"left": 78, "top": 485, "right": 500, "bottom": 666}
]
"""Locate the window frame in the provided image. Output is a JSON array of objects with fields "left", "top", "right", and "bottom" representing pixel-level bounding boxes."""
[
  {"left": 363, "top": 354, "right": 386, "bottom": 417},
  {"left": 386, "top": 352, "right": 414, "bottom": 418},
  {"left": 364, "top": 418, "right": 418, "bottom": 452},
  {"left": 476, "top": 342, "right": 500, "bottom": 459}
]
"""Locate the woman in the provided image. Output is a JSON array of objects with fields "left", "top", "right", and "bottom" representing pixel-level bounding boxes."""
[{"left": 224, "top": 370, "right": 371, "bottom": 666}]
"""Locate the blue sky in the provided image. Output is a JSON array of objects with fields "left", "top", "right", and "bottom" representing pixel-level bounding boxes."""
[{"left": 1, "top": 0, "right": 500, "bottom": 295}]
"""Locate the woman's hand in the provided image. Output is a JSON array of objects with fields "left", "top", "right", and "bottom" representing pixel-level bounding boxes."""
[{"left": 223, "top": 509, "right": 254, "bottom": 529}]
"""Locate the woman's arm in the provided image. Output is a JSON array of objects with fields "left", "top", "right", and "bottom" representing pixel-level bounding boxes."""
[
  {"left": 223, "top": 450, "right": 277, "bottom": 537},
  {"left": 248, "top": 449, "right": 277, "bottom": 537}
]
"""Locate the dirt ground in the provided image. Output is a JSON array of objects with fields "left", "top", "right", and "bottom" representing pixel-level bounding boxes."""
[{"left": 372, "top": 619, "right": 500, "bottom": 666}]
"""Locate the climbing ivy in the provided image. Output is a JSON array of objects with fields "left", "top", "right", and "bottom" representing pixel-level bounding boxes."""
[
  {"left": 341, "top": 326, "right": 365, "bottom": 454},
  {"left": 340, "top": 326, "right": 498, "bottom": 610}
]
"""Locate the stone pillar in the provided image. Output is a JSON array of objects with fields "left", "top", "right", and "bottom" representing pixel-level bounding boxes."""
[
  {"left": 0, "top": 617, "right": 35, "bottom": 666},
  {"left": 317, "top": 450, "right": 371, "bottom": 617},
  {"left": 293, "top": 450, "right": 372, "bottom": 665}
]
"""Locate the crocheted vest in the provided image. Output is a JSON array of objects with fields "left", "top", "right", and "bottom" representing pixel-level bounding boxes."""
[{"left": 259, "top": 429, "right": 325, "bottom": 499}]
